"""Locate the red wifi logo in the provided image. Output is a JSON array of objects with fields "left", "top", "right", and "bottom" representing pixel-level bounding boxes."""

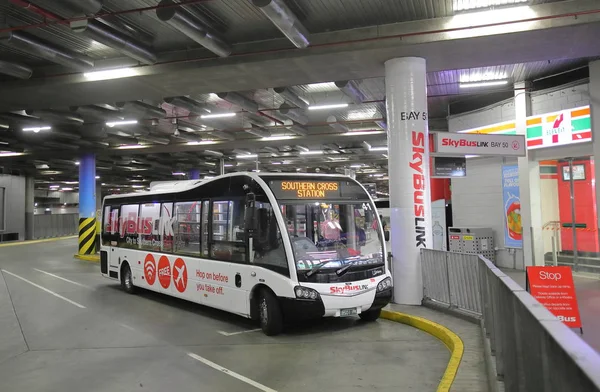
[{"left": 144, "top": 254, "right": 157, "bottom": 285}]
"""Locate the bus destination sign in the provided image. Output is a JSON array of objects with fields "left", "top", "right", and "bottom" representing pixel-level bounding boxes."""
[{"left": 275, "top": 181, "right": 340, "bottom": 199}]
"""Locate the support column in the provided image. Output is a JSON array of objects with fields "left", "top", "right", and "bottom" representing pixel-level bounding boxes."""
[
  {"left": 515, "top": 82, "right": 544, "bottom": 267},
  {"left": 78, "top": 154, "right": 97, "bottom": 255},
  {"left": 385, "top": 57, "right": 431, "bottom": 305},
  {"left": 189, "top": 169, "right": 200, "bottom": 180},
  {"left": 219, "top": 159, "right": 225, "bottom": 176},
  {"left": 591, "top": 61, "right": 600, "bottom": 239},
  {"left": 25, "top": 177, "right": 34, "bottom": 240}
]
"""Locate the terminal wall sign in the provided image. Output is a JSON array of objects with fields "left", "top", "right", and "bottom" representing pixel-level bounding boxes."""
[{"left": 433, "top": 132, "right": 526, "bottom": 157}]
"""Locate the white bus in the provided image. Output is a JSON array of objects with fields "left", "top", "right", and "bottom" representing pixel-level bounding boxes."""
[{"left": 100, "top": 173, "right": 392, "bottom": 335}]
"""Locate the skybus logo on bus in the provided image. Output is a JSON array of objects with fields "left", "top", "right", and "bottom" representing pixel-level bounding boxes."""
[{"left": 107, "top": 213, "right": 176, "bottom": 238}]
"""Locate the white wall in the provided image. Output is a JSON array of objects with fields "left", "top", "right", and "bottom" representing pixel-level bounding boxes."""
[
  {"left": 531, "top": 83, "right": 590, "bottom": 115},
  {"left": 540, "top": 178, "right": 560, "bottom": 254},
  {"left": 448, "top": 99, "right": 515, "bottom": 132},
  {"left": 0, "top": 175, "right": 26, "bottom": 240}
]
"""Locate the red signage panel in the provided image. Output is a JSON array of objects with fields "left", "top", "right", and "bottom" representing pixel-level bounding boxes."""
[{"left": 526, "top": 266, "right": 582, "bottom": 328}]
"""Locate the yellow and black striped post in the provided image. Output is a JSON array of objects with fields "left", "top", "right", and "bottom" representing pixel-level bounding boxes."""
[{"left": 78, "top": 217, "right": 97, "bottom": 255}]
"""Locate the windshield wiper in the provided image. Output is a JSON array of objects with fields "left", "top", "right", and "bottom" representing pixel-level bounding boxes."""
[
  {"left": 305, "top": 260, "right": 333, "bottom": 278},
  {"left": 336, "top": 259, "right": 363, "bottom": 277}
]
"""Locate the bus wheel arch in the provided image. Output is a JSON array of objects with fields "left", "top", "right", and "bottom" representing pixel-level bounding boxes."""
[
  {"left": 120, "top": 260, "right": 136, "bottom": 294},
  {"left": 250, "top": 284, "right": 283, "bottom": 336}
]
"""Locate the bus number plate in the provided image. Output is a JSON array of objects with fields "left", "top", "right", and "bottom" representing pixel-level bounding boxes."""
[{"left": 340, "top": 308, "right": 357, "bottom": 317}]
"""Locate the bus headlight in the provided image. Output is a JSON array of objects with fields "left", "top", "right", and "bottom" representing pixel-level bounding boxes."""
[
  {"left": 377, "top": 277, "right": 392, "bottom": 292},
  {"left": 294, "top": 286, "right": 320, "bottom": 300}
]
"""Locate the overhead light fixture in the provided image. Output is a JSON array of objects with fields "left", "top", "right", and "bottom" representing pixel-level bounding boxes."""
[
  {"left": 370, "top": 173, "right": 385, "bottom": 177},
  {"left": 236, "top": 154, "right": 258, "bottom": 159},
  {"left": 64, "top": 181, "right": 78, "bottom": 185},
  {"left": 459, "top": 80, "right": 509, "bottom": 88},
  {"left": 350, "top": 164, "right": 363, "bottom": 168},
  {"left": 74, "top": 161, "right": 80, "bottom": 165},
  {"left": 106, "top": 120, "right": 138, "bottom": 127},
  {"left": 34, "top": 203, "right": 38, "bottom": 207},
  {"left": 131, "top": 185, "right": 145, "bottom": 188},
  {"left": 117, "top": 144, "right": 148, "bottom": 149},
  {"left": 453, "top": 0, "right": 527, "bottom": 12},
  {"left": 0, "top": 141, "right": 9, "bottom": 145},
  {"left": 172, "top": 172, "right": 186, "bottom": 176},
  {"left": 300, "top": 150, "right": 323, "bottom": 155},
  {"left": 460, "top": 72, "right": 508, "bottom": 83},
  {"left": 369, "top": 146, "right": 388, "bottom": 152},
  {"left": 308, "top": 103, "right": 348, "bottom": 111},
  {"left": 260, "top": 135, "right": 294, "bottom": 141},
  {"left": 186, "top": 141, "right": 217, "bottom": 145},
  {"left": 95, "top": 176, "right": 100, "bottom": 179},
  {"left": 224, "top": 164, "right": 234, "bottom": 167},
  {"left": 61, "top": 187, "right": 74, "bottom": 191},
  {"left": 201, "top": 113, "right": 236, "bottom": 119},
  {"left": 382, "top": 154, "right": 388, "bottom": 158},
  {"left": 343, "top": 131, "right": 385, "bottom": 136},
  {"left": 23, "top": 126, "right": 51, "bottom": 133},
  {"left": 49, "top": 185, "right": 59, "bottom": 188},
  {"left": 305, "top": 82, "right": 338, "bottom": 92},
  {"left": 271, "top": 162, "right": 282, "bottom": 165},
  {"left": 83, "top": 67, "right": 137, "bottom": 81},
  {"left": 0, "top": 152, "right": 24, "bottom": 157}
]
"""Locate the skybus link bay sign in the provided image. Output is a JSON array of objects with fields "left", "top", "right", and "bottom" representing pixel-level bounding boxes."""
[{"left": 432, "top": 132, "right": 526, "bottom": 157}]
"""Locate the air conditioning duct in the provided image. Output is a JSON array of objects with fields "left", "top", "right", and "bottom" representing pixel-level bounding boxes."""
[
  {"left": 210, "top": 131, "right": 235, "bottom": 141},
  {"left": 327, "top": 116, "right": 349, "bottom": 132},
  {"left": 156, "top": 0, "right": 231, "bottom": 58},
  {"left": 97, "top": 16, "right": 154, "bottom": 47},
  {"left": 375, "top": 120, "right": 387, "bottom": 130},
  {"left": 216, "top": 92, "right": 258, "bottom": 113},
  {"left": 175, "top": 132, "right": 204, "bottom": 143},
  {"left": 116, "top": 101, "right": 167, "bottom": 118},
  {"left": 279, "top": 103, "right": 308, "bottom": 125},
  {"left": 251, "top": 0, "right": 309, "bottom": 49},
  {"left": 0, "top": 60, "right": 32, "bottom": 79},
  {"left": 245, "top": 126, "right": 271, "bottom": 138},
  {"left": 137, "top": 134, "right": 171, "bottom": 145},
  {"left": 58, "top": 0, "right": 103, "bottom": 15},
  {"left": 25, "top": 109, "right": 85, "bottom": 125},
  {"left": 285, "top": 122, "right": 307, "bottom": 136},
  {"left": 70, "top": 105, "right": 124, "bottom": 121},
  {"left": 0, "top": 31, "right": 94, "bottom": 70},
  {"left": 203, "top": 150, "right": 224, "bottom": 157},
  {"left": 70, "top": 20, "right": 157, "bottom": 65},
  {"left": 45, "top": 141, "right": 80, "bottom": 150},
  {"left": 335, "top": 80, "right": 366, "bottom": 104},
  {"left": 164, "top": 96, "right": 211, "bottom": 114},
  {"left": 273, "top": 87, "right": 308, "bottom": 109},
  {"left": 52, "top": 130, "right": 83, "bottom": 140}
]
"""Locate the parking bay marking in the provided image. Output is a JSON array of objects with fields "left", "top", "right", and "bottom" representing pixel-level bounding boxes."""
[{"left": 33, "top": 268, "right": 91, "bottom": 289}]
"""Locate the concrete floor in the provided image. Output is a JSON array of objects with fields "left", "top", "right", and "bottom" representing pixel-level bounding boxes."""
[
  {"left": 502, "top": 268, "right": 600, "bottom": 354},
  {"left": 0, "top": 238, "right": 449, "bottom": 392}
]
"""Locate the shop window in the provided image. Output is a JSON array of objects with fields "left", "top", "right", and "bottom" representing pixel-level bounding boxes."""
[
  {"left": 174, "top": 201, "right": 201, "bottom": 256},
  {"left": 211, "top": 200, "right": 246, "bottom": 262}
]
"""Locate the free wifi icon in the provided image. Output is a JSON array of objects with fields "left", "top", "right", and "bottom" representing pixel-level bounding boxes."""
[{"left": 144, "top": 254, "right": 157, "bottom": 285}]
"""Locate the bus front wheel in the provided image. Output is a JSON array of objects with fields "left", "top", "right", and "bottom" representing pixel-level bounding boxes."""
[
  {"left": 359, "top": 308, "right": 381, "bottom": 322},
  {"left": 258, "top": 289, "right": 283, "bottom": 336},
  {"left": 120, "top": 263, "right": 136, "bottom": 294}
]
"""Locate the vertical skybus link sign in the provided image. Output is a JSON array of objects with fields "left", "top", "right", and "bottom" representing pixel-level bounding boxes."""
[{"left": 385, "top": 57, "right": 432, "bottom": 305}]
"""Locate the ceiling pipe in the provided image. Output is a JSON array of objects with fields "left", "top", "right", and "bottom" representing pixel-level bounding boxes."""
[
  {"left": 273, "top": 87, "right": 308, "bottom": 109},
  {"left": 164, "top": 96, "right": 211, "bottom": 114},
  {"left": 216, "top": 92, "right": 258, "bottom": 113},
  {"left": 327, "top": 116, "right": 349, "bottom": 133},
  {"left": 335, "top": 80, "right": 366, "bottom": 104},
  {"left": 25, "top": 109, "right": 85, "bottom": 124},
  {"left": 210, "top": 131, "right": 235, "bottom": 141},
  {"left": 0, "top": 60, "right": 32, "bottom": 79},
  {"left": 279, "top": 103, "right": 308, "bottom": 125},
  {"left": 116, "top": 101, "right": 167, "bottom": 118},
  {"left": 251, "top": 0, "right": 309, "bottom": 49},
  {"left": 156, "top": 0, "right": 231, "bottom": 58},
  {"left": 0, "top": 31, "right": 94, "bottom": 70},
  {"left": 57, "top": 0, "right": 103, "bottom": 15},
  {"left": 71, "top": 19, "right": 157, "bottom": 65}
]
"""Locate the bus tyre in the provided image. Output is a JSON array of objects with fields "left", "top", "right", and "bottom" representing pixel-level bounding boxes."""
[
  {"left": 120, "top": 263, "right": 135, "bottom": 294},
  {"left": 258, "top": 289, "right": 283, "bottom": 336},
  {"left": 359, "top": 308, "right": 381, "bottom": 322}
]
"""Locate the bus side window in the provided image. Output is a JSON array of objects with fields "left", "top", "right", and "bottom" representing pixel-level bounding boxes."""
[
  {"left": 174, "top": 201, "right": 201, "bottom": 256},
  {"left": 211, "top": 199, "right": 246, "bottom": 263}
]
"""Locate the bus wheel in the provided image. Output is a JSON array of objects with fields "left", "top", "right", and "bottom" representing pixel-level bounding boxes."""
[
  {"left": 359, "top": 308, "right": 381, "bottom": 322},
  {"left": 120, "top": 263, "right": 135, "bottom": 294},
  {"left": 258, "top": 289, "right": 283, "bottom": 336}
]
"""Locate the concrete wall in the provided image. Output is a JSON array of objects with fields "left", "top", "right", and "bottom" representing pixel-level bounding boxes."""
[
  {"left": 0, "top": 175, "right": 26, "bottom": 240},
  {"left": 448, "top": 98, "right": 515, "bottom": 132},
  {"left": 531, "top": 82, "right": 590, "bottom": 115}
]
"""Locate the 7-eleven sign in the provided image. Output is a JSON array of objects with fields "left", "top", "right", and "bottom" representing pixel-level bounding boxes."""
[{"left": 526, "top": 106, "right": 591, "bottom": 150}]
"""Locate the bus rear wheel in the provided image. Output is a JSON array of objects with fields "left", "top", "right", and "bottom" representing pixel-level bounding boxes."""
[
  {"left": 258, "top": 289, "right": 283, "bottom": 336},
  {"left": 120, "top": 263, "right": 136, "bottom": 294},
  {"left": 359, "top": 308, "right": 381, "bottom": 322}
]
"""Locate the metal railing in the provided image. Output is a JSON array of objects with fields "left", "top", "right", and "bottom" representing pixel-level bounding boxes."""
[
  {"left": 33, "top": 213, "right": 78, "bottom": 239},
  {"left": 421, "top": 249, "right": 600, "bottom": 392}
]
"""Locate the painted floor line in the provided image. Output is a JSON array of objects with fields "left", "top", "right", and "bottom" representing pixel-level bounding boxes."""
[
  {"left": 217, "top": 328, "right": 261, "bottom": 336},
  {"left": 119, "top": 323, "right": 136, "bottom": 332},
  {"left": 1, "top": 270, "right": 86, "bottom": 309},
  {"left": 187, "top": 352, "right": 277, "bottom": 392},
  {"left": 33, "top": 268, "right": 91, "bottom": 289}
]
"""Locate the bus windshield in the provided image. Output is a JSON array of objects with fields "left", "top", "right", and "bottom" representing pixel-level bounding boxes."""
[{"left": 281, "top": 202, "right": 384, "bottom": 277}]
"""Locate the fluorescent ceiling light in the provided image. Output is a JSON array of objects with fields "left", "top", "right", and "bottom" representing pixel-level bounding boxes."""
[
  {"left": 236, "top": 154, "right": 258, "bottom": 159},
  {"left": 343, "top": 131, "right": 385, "bottom": 136},
  {"left": 224, "top": 164, "right": 234, "bottom": 167},
  {"left": 0, "top": 152, "right": 24, "bottom": 157},
  {"left": 64, "top": 181, "right": 78, "bottom": 185},
  {"left": 95, "top": 176, "right": 100, "bottom": 179},
  {"left": 61, "top": 187, "right": 74, "bottom": 191},
  {"left": 305, "top": 82, "right": 337, "bottom": 92},
  {"left": 300, "top": 150, "right": 323, "bottom": 155},
  {"left": 74, "top": 161, "right": 80, "bottom": 165},
  {"left": 271, "top": 162, "right": 282, "bottom": 165},
  {"left": 0, "top": 141, "right": 9, "bottom": 145},
  {"left": 131, "top": 185, "right": 145, "bottom": 188},
  {"left": 201, "top": 113, "right": 236, "bottom": 119},
  {"left": 453, "top": 0, "right": 528, "bottom": 12},
  {"left": 460, "top": 72, "right": 507, "bottom": 83},
  {"left": 308, "top": 103, "right": 348, "bottom": 111},
  {"left": 117, "top": 144, "right": 148, "bottom": 149},
  {"left": 369, "top": 146, "right": 388, "bottom": 152},
  {"left": 459, "top": 80, "right": 509, "bottom": 88},
  {"left": 186, "top": 141, "right": 217, "bottom": 145},
  {"left": 261, "top": 135, "right": 294, "bottom": 141},
  {"left": 370, "top": 173, "right": 385, "bottom": 177},
  {"left": 106, "top": 120, "right": 138, "bottom": 127},
  {"left": 49, "top": 185, "right": 59, "bottom": 188},
  {"left": 83, "top": 67, "right": 137, "bottom": 81},
  {"left": 350, "top": 164, "right": 363, "bottom": 168},
  {"left": 172, "top": 172, "right": 186, "bottom": 176},
  {"left": 23, "top": 126, "right": 51, "bottom": 133}
]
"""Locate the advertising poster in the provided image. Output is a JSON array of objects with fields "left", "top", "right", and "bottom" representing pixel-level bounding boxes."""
[
  {"left": 526, "top": 266, "right": 582, "bottom": 329},
  {"left": 432, "top": 157, "right": 467, "bottom": 178},
  {"left": 502, "top": 165, "right": 522, "bottom": 248}
]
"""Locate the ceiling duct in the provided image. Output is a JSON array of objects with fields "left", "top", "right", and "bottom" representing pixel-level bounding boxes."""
[
  {"left": 273, "top": 87, "right": 308, "bottom": 109},
  {"left": 263, "top": 146, "right": 279, "bottom": 153},
  {"left": 210, "top": 131, "right": 235, "bottom": 141},
  {"left": 279, "top": 103, "right": 308, "bottom": 125},
  {"left": 327, "top": 116, "right": 349, "bottom": 133},
  {"left": 70, "top": 20, "right": 157, "bottom": 65},
  {"left": 251, "top": 0, "right": 309, "bottom": 49},
  {"left": 164, "top": 96, "right": 211, "bottom": 114},
  {"left": 97, "top": 16, "right": 154, "bottom": 47},
  {"left": 25, "top": 109, "right": 85, "bottom": 124},
  {"left": 203, "top": 150, "right": 223, "bottom": 157},
  {"left": 156, "top": 0, "right": 231, "bottom": 58},
  {"left": 51, "top": 130, "right": 83, "bottom": 140},
  {"left": 0, "top": 31, "right": 94, "bottom": 70},
  {"left": 285, "top": 122, "right": 307, "bottom": 136},
  {"left": 245, "top": 125, "right": 271, "bottom": 138},
  {"left": 174, "top": 132, "right": 204, "bottom": 143},
  {"left": 70, "top": 105, "right": 124, "bottom": 121},
  {"left": 375, "top": 120, "right": 387, "bottom": 130},
  {"left": 335, "top": 80, "right": 366, "bottom": 104},
  {"left": 216, "top": 92, "right": 258, "bottom": 113},
  {"left": 137, "top": 134, "right": 171, "bottom": 145},
  {"left": 58, "top": 0, "right": 103, "bottom": 15},
  {"left": 45, "top": 141, "right": 80, "bottom": 150},
  {"left": 0, "top": 112, "right": 42, "bottom": 126},
  {"left": 116, "top": 101, "right": 167, "bottom": 118},
  {"left": 0, "top": 60, "right": 32, "bottom": 79}
]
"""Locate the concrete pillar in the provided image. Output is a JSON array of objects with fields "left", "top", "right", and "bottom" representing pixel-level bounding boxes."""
[
  {"left": 25, "top": 177, "right": 34, "bottom": 240},
  {"left": 385, "top": 57, "right": 431, "bottom": 305},
  {"left": 219, "top": 159, "right": 225, "bottom": 175},
  {"left": 591, "top": 61, "right": 600, "bottom": 238},
  {"left": 189, "top": 169, "right": 200, "bottom": 180},
  {"left": 515, "top": 82, "right": 544, "bottom": 267},
  {"left": 78, "top": 153, "right": 97, "bottom": 255}
]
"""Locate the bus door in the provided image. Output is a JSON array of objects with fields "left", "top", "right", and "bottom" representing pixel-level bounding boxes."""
[{"left": 104, "top": 206, "right": 121, "bottom": 276}]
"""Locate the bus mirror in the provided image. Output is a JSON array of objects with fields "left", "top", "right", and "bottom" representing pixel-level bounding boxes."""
[{"left": 384, "top": 231, "right": 390, "bottom": 242}]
